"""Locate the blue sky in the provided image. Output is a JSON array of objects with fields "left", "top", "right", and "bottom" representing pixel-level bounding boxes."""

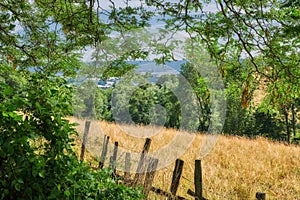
[
  {"left": 81, "top": 1, "right": 219, "bottom": 62},
  {"left": 12, "top": 1, "right": 218, "bottom": 63}
]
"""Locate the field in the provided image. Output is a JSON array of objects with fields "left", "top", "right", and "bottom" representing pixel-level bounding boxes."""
[{"left": 69, "top": 118, "right": 300, "bottom": 200}]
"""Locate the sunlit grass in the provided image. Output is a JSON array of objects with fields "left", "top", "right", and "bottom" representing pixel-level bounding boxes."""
[{"left": 68, "top": 117, "right": 300, "bottom": 200}]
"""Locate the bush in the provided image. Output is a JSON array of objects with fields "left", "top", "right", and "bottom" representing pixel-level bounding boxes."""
[
  {"left": 223, "top": 94, "right": 285, "bottom": 140},
  {"left": 0, "top": 63, "right": 143, "bottom": 200}
]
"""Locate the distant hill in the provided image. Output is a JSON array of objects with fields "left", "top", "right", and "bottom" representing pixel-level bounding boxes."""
[
  {"left": 95, "top": 60, "right": 187, "bottom": 87},
  {"left": 100, "top": 60, "right": 187, "bottom": 84},
  {"left": 61, "top": 60, "right": 187, "bottom": 87},
  {"left": 129, "top": 60, "right": 186, "bottom": 76},
  {"left": 131, "top": 60, "right": 186, "bottom": 83}
]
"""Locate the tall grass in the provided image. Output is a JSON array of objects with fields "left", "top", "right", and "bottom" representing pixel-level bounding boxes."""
[{"left": 70, "top": 118, "right": 300, "bottom": 199}]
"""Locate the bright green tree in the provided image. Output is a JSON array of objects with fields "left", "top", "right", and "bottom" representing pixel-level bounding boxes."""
[
  {"left": 0, "top": 0, "right": 148, "bottom": 198},
  {"left": 146, "top": 0, "right": 299, "bottom": 142}
]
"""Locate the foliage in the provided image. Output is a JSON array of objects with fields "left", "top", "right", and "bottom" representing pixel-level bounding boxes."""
[
  {"left": 93, "top": 71, "right": 201, "bottom": 131},
  {"left": 0, "top": 0, "right": 149, "bottom": 199},
  {"left": 129, "top": 83, "right": 160, "bottom": 125},
  {"left": 156, "top": 75, "right": 183, "bottom": 129},
  {"left": 144, "top": 0, "right": 299, "bottom": 142},
  {"left": 1, "top": 2, "right": 299, "bottom": 199},
  {"left": 0, "top": 62, "right": 143, "bottom": 199},
  {"left": 180, "top": 60, "right": 211, "bottom": 132},
  {"left": 109, "top": 72, "right": 183, "bottom": 128}
]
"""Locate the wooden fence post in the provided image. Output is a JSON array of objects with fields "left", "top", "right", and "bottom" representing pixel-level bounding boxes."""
[
  {"left": 80, "top": 120, "right": 91, "bottom": 161},
  {"left": 134, "top": 138, "right": 152, "bottom": 186},
  {"left": 124, "top": 152, "right": 131, "bottom": 181},
  {"left": 143, "top": 157, "right": 159, "bottom": 198},
  {"left": 98, "top": 135, "right": 110, "bottom": 169},
  {"left": 187, "top": 160, "right": 207, "bottom": 200},
  {"left": 109, "top": 141, "right": 118, "bottom": 177},
  {"left": 256, "top": 192, "right": 266, "bottom": 200},
  {"left": 194, "top": 160, "right": 203, "bottom": 200},
  {"left": 169, "top": 159, "right": 184, "bottom": 199}
]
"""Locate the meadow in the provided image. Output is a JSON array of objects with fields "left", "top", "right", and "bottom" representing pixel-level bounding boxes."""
[{"left": 70, "top": 118, "right": 300, "bottom": 200}]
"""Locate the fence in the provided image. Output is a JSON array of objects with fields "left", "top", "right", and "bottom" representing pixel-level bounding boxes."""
[{"left": 79, "top": 120, "right": 266, "bottom": 200}]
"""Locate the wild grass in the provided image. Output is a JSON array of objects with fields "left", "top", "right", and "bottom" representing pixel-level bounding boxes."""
[{"left": 69, "top": 118, "right": 300, "bottom": 200}]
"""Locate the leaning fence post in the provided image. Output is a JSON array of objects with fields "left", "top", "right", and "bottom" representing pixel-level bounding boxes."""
[
  {"left": 134, "top": 138, "right": 152, "bottom": 186},
  {"left": 124, "top": 152, "right": 131, "bottom": 181},
  {"left": 256, "top": 192, "right": 266, "bottom": 200},
  {"left": 169, "top": 159, "right": 184, "bottom": 199},
  {"left": 80, "top": 120, "right": 91, "bottom": 161},
  {"left": 143, "top": 157, "right": 159, "bottom": 198},
  {"left": 98, "top": 135, "right": 110, "bottom": 169},
  {"left": 109, "top": 141, "right": 118, "bottom": 177}
]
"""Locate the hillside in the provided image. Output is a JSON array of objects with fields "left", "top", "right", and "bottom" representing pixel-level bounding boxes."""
[{"left": 71, "top": 118, "right": 300, "bottom": 200}]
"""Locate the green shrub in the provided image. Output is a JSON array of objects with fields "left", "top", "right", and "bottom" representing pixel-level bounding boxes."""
[{"left": 0, "top": 63, "right": 143, "bottom": 200}]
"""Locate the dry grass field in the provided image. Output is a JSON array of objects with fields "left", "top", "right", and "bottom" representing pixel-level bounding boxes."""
[{"left": 69, "top": 118, "right": 300, "bottom": 200}]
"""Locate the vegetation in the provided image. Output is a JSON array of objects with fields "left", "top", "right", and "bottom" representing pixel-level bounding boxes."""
[
  {"left": 73, "top": 0, "right": 299, "bottom": 142},
  {"left": 74, "top": 119, "right": 300, "bottom": 199},
  {"left": 0, "top": 0, "right": 144, "bottom": 199},
  {"left": 0, "top": 49, "right": 144, "bottom": 200},
  {"left": 0, "top": 0, "right": 299, "bottom": 199}
]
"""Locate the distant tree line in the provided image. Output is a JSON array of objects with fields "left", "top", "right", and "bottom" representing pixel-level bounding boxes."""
[{"left": 75, "top": 61, "right": 299, "bottom": 144}]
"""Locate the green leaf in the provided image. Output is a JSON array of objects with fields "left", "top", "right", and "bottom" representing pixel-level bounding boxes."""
[
  {"left": 8, "top": 112, "right": 22, "bottom": 121},
  {"left": 17, "top": 179, "right": 24, "bottom": 184},
  {"left": 64, "top": 189, "right": 71, "bottom": 197},
  {"left": 14, "top": 183, "right": 21, "bottom": 191},
  {"left": 2, "top": 112, "right": 9, "bottom": 117},
  {"left": 3, "top": 87, "right": 13, "bottom": 95},
  {"left": 35, "top": 102, "right": 42, "bottom": 111},
  {"left": 38, "top": 171, "right": 45, "bottom": 178}
]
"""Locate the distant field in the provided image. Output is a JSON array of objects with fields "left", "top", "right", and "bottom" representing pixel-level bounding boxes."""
[{"left": 69, "top": 118, "right": 300, "bottom": 200}]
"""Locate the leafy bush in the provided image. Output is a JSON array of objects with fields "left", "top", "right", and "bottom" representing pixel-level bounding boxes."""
[
  {"left": 223, "top": 95, "right": 286, "bottom": 141},
  {"left": 0, "top": 63, "right": 143, "bottom": 200}
]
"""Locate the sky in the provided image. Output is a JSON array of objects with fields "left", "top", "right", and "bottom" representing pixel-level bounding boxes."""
[
  {"left": 12, "top": 1, "right": 219, "bottom": 63},
  {"left": 81, "top": 1, "right": 219, "bottom": 62}
]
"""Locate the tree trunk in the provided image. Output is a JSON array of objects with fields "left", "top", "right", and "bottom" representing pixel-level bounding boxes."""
[
  {"left": 283, "top": 107, "right": 291, "bottom": 143},
  {"left": 291, "top": 103, "right": 296, "bottom": 138}
]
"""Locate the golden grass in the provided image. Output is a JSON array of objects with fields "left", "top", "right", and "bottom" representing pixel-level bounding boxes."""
[{"left": 68, "top": 118, "right": 300, "bottom": 200}]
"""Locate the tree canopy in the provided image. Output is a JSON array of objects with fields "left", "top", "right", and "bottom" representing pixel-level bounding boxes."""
[{"left": 0, "top": 0, "right": 299, "bottom": 198}]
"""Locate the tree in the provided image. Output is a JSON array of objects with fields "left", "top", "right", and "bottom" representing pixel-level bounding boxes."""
[
  {"left": 180, "top": 60, "right": 211, "bottom": 132},
  {"left": 1, "top": 2, "right": 299, "bottom": 199},
  {"left": 156, "top": 75, "right": 182, "bottom": 129},
  {"left": 145, "top": 0, "right": 299, "bottom": 142},
  {"left": 0, "top": 0, "right": 148, "bottom": 198}
]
